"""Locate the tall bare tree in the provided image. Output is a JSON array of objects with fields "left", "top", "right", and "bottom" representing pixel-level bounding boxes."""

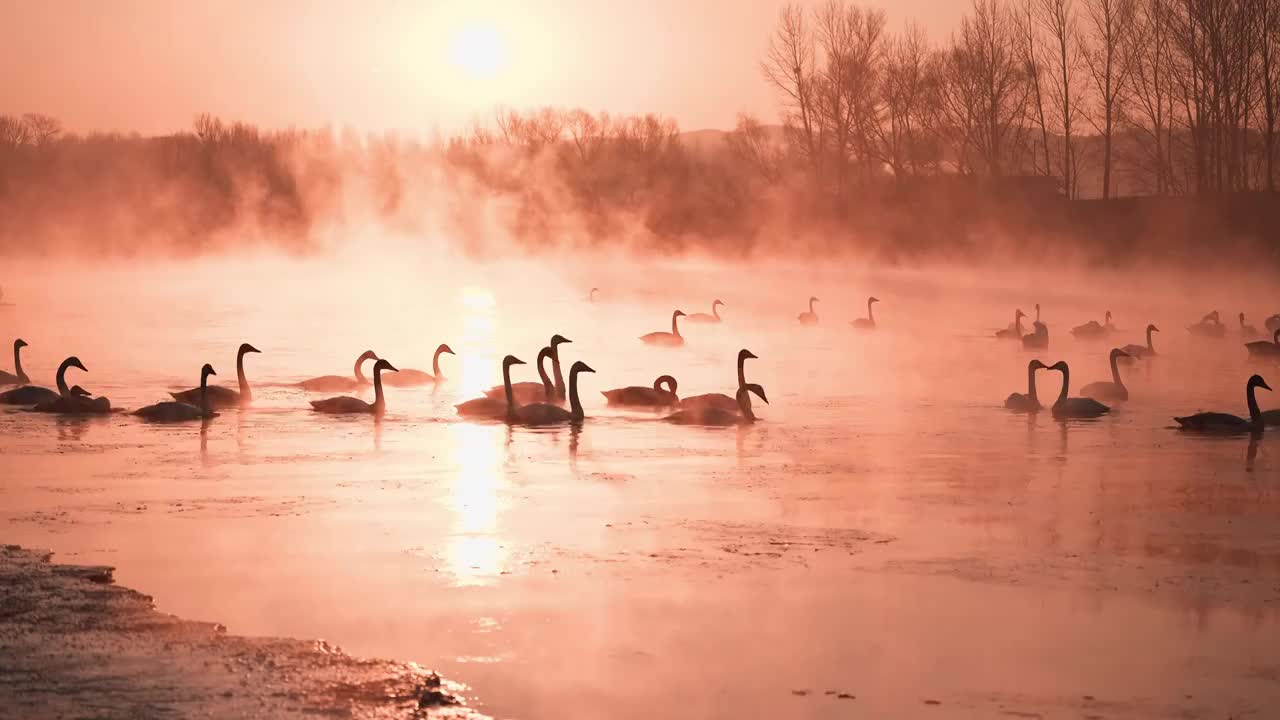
[
  {"left": 1016, "top": 0, "right": 1054, "bottom": 176},
  {"left": 1082, "top": 0, "right": 1138, "bottom": 198},
  {"left": 762, "top": 5, "right": 823, "bottom": 176},
  {"left": 1126, "top": 0, "right": 1178, "bottom": 193},
  {"left": 1038, "top": 0, "right": 1086, "bottom": 196},
  {"left": 22, "top": 114, "right": 62, "bottom": 147}
]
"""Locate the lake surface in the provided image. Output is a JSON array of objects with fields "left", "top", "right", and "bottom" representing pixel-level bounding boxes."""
[{"left": 2, "top": 253, "right": 1279, "bottom": 719}]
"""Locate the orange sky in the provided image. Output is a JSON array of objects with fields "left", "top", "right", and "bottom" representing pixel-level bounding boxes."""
[{"left": 3, "top": 0, "right": 964, "bottom": 136}]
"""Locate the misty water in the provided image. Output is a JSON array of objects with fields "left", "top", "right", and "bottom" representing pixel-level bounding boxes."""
[{"left": 2, "top": 252, "right": 1279, "bottom": 719}]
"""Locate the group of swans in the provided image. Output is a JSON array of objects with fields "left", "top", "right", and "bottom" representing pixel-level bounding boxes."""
[
  {"left": 1004, "top": 358, "right": 1113, "bottom": 418},
  {"left": 455, "top": 353, "right": 595, "bottom": 426},
  {"left": 600, "top": 348, "right": 766, "bottom": 425},
  {"left": 995, "top": 304, "right": 1048, "bottom": 348},
  {"left": 795, "top": 296, "right": 880, "bottom": 329},
  {"left": 0, "top": 349, "right": 113, "bottom": 414}
]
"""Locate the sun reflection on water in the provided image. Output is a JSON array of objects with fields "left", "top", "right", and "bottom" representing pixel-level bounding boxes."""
[{"left": 444, "top": 421, "right": 508, "bottom": 586}]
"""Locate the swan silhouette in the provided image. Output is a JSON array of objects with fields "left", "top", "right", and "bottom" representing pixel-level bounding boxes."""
[
  {"left": 488, "top": 335, "right": 571, "bottom": 403},
  {"left": 136, "top": 364, "right": 219, "bottom": 421},
  {"left": 798, "top": 297, "right": 819, "bottom": 326},
  {"left": 171, "top": 343, "right": 260, "bottom": 409},
  {"left": 1120, "top": 324, "right": 1159, "bottom": 360},
  {"left": 1188, "top": 311, "right": 1226, "bottom": 338},
  {"left": 382, "top": 344, "right": 454, "bottom": 387},
  {"left": 1245, "top": 329, "right": 1280, "bottom": 359},
  {"left": 602, "top": 375, "right": 679, "bottom": 408},
  {"left": 1005, "top": 359, "right": 1046, "bottom": 412},
  {"left": 310, "top": 359, "right": 398, "bottom": 415},
  {"left": 1071, "top": 311, "right": 1114, "bottom": 339},
  {"left": 1080, "top": 348, "right": 1131, "bottom": 401},
  {"left": 680, "top": 349, "right": 758, "bottom": 412},
  {"left": 641, "top": 311, "right": 686, "bottom": 347},
  {"left": 687, "top": 300, "right": 725, "bottom": 324},
  {"left": 665, "top": 384, "right": 767, "bottom": 426},
  {"left": 1239, "top": 313, "right": 1260, "bottom": 339},
  {"left": 995, "top": 310, "right": 1026, "bottom": 340},
  {"left": 1048, "top": 361, "right": 1110, "bottom": 419},
  {"left": 0, "top": 339, "right": 28, "bottom": 385},
  {"left": 1, "top": 356, "right": 85, "bottom": 406},
  {"left": 850, "top": 297, "right": 879, "bottom": 330},
  {"left": 457, "top": 355, "right": 525, "bottom": 420},
  {"left": 1022, "top": 320, "right": 1049, "bottom": 350},
  {"left": 298, "top": 350, "right": 378, "bottom": 392},
  {"left": 511, "top": 361, "right": 595, "bottom": 425},
  {"left": 1175, "top": 375, "right": 1270, "bottom": 433}
]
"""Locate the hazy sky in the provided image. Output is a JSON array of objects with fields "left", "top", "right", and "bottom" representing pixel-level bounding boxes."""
[{"left": 3, "top": 0, "right": 965, "bottom": 136}]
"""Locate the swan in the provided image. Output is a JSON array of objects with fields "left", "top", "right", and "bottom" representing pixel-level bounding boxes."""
[
  {"left": 0, "top": 339, "right": 28, "bottom": 385},
  {"left": 1188, "top": 311, "right": 1226, "bottom": 338},
  {"left": 309, "top": 359, "right": 398, "bottom": 415},
  {"left": 1119, "top": 324, "right": 1159, "bottom": 360},
  {"left": 1245, "top": 329, "right": 1280, "bottom": 359},
  {"left": 589, "top": 287, "right": 599, "bottom": 303},
  {"left": 641, "top": 311, "right": 686, "bottom": 347},
  {"left": 850, "top": 297, "right": 879, "bottom": 330},
  {"left": 1071, "top": 311, "right": 1114, "bottom": 339},
  {"left": 170, "top": 343, "right": 261, "bottom": 409},
  {"left": 382, "top": 344, "right": 455, "bottom": 387},
  {"left": 995, "top": 310, "right": 1026, "bottom": 340},
  {"left": 1267, "top": 314, "right": 1280, "bottom": 333},
  {"left": 135, "top": 364, "right": 219, "bottom": 421},
  {"left": 297, "top": 350, "right": 378, "bottom": 392},
  {"left": 602, "top": 375, "right": 678, "bottom": 408},
  {"left": 0, "top": 356, "right": 85, "bottom": 406},
  {"left": 456, "top": 355, "right": 526, "bottom": 420},
  {"left": 512, "top": 361, "right": 595, "bottom": 425},
  {"left": 1022, "top": 320, "right": 1049, "bottom": 350},
  {"left": 798, "top": 297, "right": 819, "bottom": 326},
  {"left": 687, "top": 300, "right": 725, "bottom": 324},
  {"left": 488, "top": 345, "right": 555, "bottom": 404},
  {"left": 680, "top": 349, "right": 758, "bottom": 412},
  {"left": 1080, "top": 348, "right": 1131, "bottom": 401},
  {"left": 1048, "top": 361, "right": 1111, "bottom": 419},
  {"left": 488, "top": 335, "right": 572, "bottom": 403},
  {"left": 664, "top": 384, "right": 768, "bottom": 426},
  {"left": 1239, "top": 313, "right": 1260, "bottom": 339},
  {"left": 1174, "top": 374, "right": 1270, "bottom": 433},
  {"left": 1004, "top": 359, "right": 1047, "bottom": 412}
]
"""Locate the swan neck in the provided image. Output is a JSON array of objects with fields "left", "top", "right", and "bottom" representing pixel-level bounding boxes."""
[
  {"left": 13, "top": 344, "right": 25, "bottom": 383},
  {"left": 200, "top": 369, "right": 211, "bottom": 416},
  {"left": 1015, "top": 314, "right": 1023, "bottom": 335},
  {"left": 373, "top": 367, "right": 386, "bottom": 412},
  {"left": 236, "top": 350, "right": 250, "bottom": 400},
  {"left": 536, "top": 351, "right": 554, "bottom": 399},
  {"left": 551, "top": 348, "right": 566, "bottom": 399},
  {"left": 432, "top": 348, "right": 443, "bottom": 378},
  {"left": 1027, "top": 365, "right": 1038, "bottom": 403},
  {"left": 1110, "top": 353, "right": 1124, "bottom": 388},
  {"left": 502, "top": 362, "right": 517, "bottom": 415},
  {"left": 1146, "top": 327, "right": 1154, "bottom": 350},
  {"left": 569, "top": 369, "right": 584, "bottom": 420},
  {"left": 712, "top": 303, "right": 721, "bottom": 320},
  {"left": 355, "top": 356, "right": 369, "bottom": 384},
  {"left": 736, "top": 355, "right": 748, "bottom": 388},
  {"left": 55, "top": 360, "right": 72, "bottom": 397},
  {"left": 1056, "top": 367, "right": 1069, "bottom": 406},
  {"left": 738, "top": 389, "right": 756, "bottom": 421},
  {"left": 671, "top": 313, "right": 681, "bottom": 337},
  {"left": 1247, "top": 382, "right": 1262, "bottom": 425},
  {"left": 867, "top": 299, "right": 875, "bottom": 321}
]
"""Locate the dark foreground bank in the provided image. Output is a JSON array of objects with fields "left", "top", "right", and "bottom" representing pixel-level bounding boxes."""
[{"left": 0, "top": 545, "right": 487, "bottom": 720}]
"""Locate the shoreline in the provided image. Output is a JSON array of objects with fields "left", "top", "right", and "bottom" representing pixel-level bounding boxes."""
[{"left": 0, "top": 544, "right": 487, "bottom": 719}]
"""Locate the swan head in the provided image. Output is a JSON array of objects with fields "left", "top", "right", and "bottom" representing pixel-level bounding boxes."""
[
  {"left": 1249, "top": 374, "right": 1272, "bottom": 392},
  {"left": 809, "top": 296, "right": 820, "bottom": 304},
  {"left": 1015, "top": 309, "right": 1025, "bottom": 319},
  {"left": 358, "top": 350, "right": 379, "bottom": 364},
  {"left": 673, "top": 310, "right": 686, "bottom": 318},
  {"left": 239, "top": 343, "right": 261, "bottom": 356},
  {"left": 373, "top": 359, "right": 398, "bottom": 374},
  {"left": 70, "top": 385, "right": 91, "bottom": 398},
  {"left": 503, "top": 355, "right": 527, "bottom": 369},
  {"left": 436, "top": 343, "right": 455, "bottom": 356},
  {"left": 1110, "top": 348, "right": 1130, "bottom": 361},
  {"left": 1105, "top": 311, "right": 1112, "bottom": 321},
  {"left": 201, "top": 363, "right": 217, "bottom": 381},
  {"left": 550, "top": 334, "right": 572, "bottom": 348},
  {"left": 869, "top": 296, "right": 880, "bottom": 304},
  {"left": 742, "top": 383, "right": 769, "bottom": 404},
  {"left": 570, "top": 361, "right": 595, "bottom": 375},
  {"left": 1048, "top": 361, "right": 1069, "bottom": 373},
  {"left": 1147, "top": 324, "right": 1160, "bottom": 333},
  {"left": 1028, "top": 359, "right": 1047, "bottom": 371},
  {"left": 739, "top": 349, "right": 758, "bottom": 362},
  {"left": 65, "top": 356, "right": 87, "bottom": 373},
  {"left": 713, "top": 299, "right": 725, "bottom": 308},
  {"left": 13, "top": 338, "right": 26, "bottom": 351}
]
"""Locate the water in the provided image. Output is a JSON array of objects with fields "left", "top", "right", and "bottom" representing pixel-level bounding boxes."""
[{"left": 2, "top": 253, "right": 1279, "bottom": 719}]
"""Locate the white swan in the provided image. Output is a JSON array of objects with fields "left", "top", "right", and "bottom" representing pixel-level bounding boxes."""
[
  {"left": 1120, "top": 324, "right": 1159, "bottom": 360},
  {"left": 1080, "top": 348, "right": 1130, "bottom": 401},
  {"left": 298, "top": 350, "right": 378, "bottom": 392},
  {"left": 680, "top": 349, "right": 758, "bottom": 412},
  {"left": 136, "top": 364, "right": 219, "bottom": 421},
  {"left": 382, "top": 344, "right": 454, "bottom": 387},
  {"left": 1, "top": 356, "right": 85, "bottom": 406},
  {"left": 798, "top": 296, "right": 819, "bottom": 326},
  {"left": 511, "top": 361, "right": 595, "bottom": 425},
  {"left": 170, "top": 343, "right": 260, "bottom": 409},
  {"left": 1004, "top": 359, "right": 1046, "bottom": 412},
  {"left": 1175, "top": 375, "right": 1270, "bottom": 433},
  {"left": 995, "top": 310, "right": 1026, "bottom": 340},
  {"left": 850, "top": 297, "right": 879, "bottom": 330},
  {"left": 309, "top": 359, "right": 398, "bottom": 415},
  {"left": 664, "top": 384, "right": 768, "bottom": 426},
  {"left": 1048, "top": 361, "right": 1110, "bottom": 419},
  {"left": 457, "top": 355, "right": 526, "bottom": 420},
  {"left": 641, "top": 311, "right": 686, "bottom": 347},
  {"left": 687, "top": 300, "right": 725, "bottom": 324},
  {"left": 0, "top": 339, "right": 28, "bottom": 385}
]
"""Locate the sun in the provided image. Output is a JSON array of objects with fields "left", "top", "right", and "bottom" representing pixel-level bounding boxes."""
[{"left": 449, "top": 24, "right": 509, "bottom": 80}]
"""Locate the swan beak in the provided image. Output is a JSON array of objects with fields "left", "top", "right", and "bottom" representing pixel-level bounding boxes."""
[
  {"left": 744, "top": 350, "right": 758, "bottom": 359},
  {"left": 72, "top": 359, "right": 87, "bottom": 372},
  {"left": 511, "top": 357, "right": 526, "bottom": 366},
  {"left": 552, "top": 334, "right": 572, "bottom": 345},
  {"left": 385, "top": 362, "right": 399, "bottom": 373},
  {"left": 579, "top": 363, "right": 596, "bottom": 374},
  {"left": 441, "top": 345, "right": 455, "bottom": 355},
  {"left": 1262, "top": 380, "right": 1274, "bottom": 392},
  {"left": 245, "top": 344, "right": 262, "bottom": 354},
  {"left": 15, "top": 339, "right": 26, "bottom": 349}
]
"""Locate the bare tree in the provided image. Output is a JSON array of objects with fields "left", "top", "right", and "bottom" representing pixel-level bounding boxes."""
[
  {"left": 1257, "top": 0, "right": 1279, "bottom": 192},
  {"left": 762, "top": 4, "right": 823, "bottom": 175},
  {"left": 1082, "top": 0, "right": 1138, "bottom": 198},
  {"left": 22, "top": 113, "right": 62, "bottom": 146},
  {"left": 875, "top": 22, "right": 935, "bottom": 178},
  {"left": 726, "top": 113, "right": 784, "bottom": 183},
  {"left": 0, "top": 115, "right": 32, "bottom": 149},
  {"left": 1038, "top": 0, "right": 1086, "bottom": 196},
  {"left": 1126, "top": 0, "right": 1179, "bottom": 193},
  {"left": 1015, "top": 0, "right": 1054, "bottom": 176}
]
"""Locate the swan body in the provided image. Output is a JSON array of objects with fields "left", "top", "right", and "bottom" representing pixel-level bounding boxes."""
[
  {"left": 679, "top": 349, "right": 758, "bottom": 412},
  {"left": 1022, "top": 321, "right": 1049, "bottom": 350},
  {"left": 310, "top": 359, "right": 397, "bottom": 415},
  {"left": 640, "top": 312, "right": 686, "bottom": 347},
  {"left": 1239, "top": 313, "right": 1260, "bottom": 339},
  {"left": 798, "top": 297, "right": 819, "bottom": 326},
  {"left": 1119, "top": 324, "right": 1160, "bottom": 360},
  {"left": 298, "top": 350, "right": 378, "bottom": 392},
  {"left": 512, "top": 361, "right": 595, "bottom": 425},
  {"left": 1071, "top": 311, "right": 1114, "bottom": 339},
  {"left": 382, "top": 344, "right": 454, "bottom": 387},
  {"left": 136, "top": 364, "right": 218, "bottom": 421},
  {"left": 1245, "top": 329, "right": 1280, "bottom": 359},
  {"left": 1080, "top": 348, "right": 1131, "bottom": 401},
  {"left": 0, "top": 339, "right": 28, "bottom": 385},
  {"left": 850, "top": 297, "right": 879, "bottom": 330},
  {"left": 487, "top": 335, "right": 571, "bottom": 403},
  {"left": 457, "top": 355, "right": 525, "bottom": 420},
  {"left": 1004, "top": 360, "right": 1046, "bottom": 411},
  {"left": 602, "top": 375, "right": 678, "bottom": 408},
  {"left": 171, "top": 343, "right": 260, "bottom": 409},
  {"left": 1175, "top": 375, "right": 1270, "bottom": 433},
  {"left": 665, "top": 384, "right": 767, "bottom": 426},
  {"left": 995, "top": 310, "right": 1026, "bottom": 340},
  {"left": 1188, "top": 311, "right": 1226, "bottom": 338},
  {"left": 687, "top": 299, "right": 725, "bottom": 324},
  {"left": 2, "top": 356, "right": 85, "bottom": 406},
  {"left": 1048, "top": 361, "right": 1111, "bottom": 419}
]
